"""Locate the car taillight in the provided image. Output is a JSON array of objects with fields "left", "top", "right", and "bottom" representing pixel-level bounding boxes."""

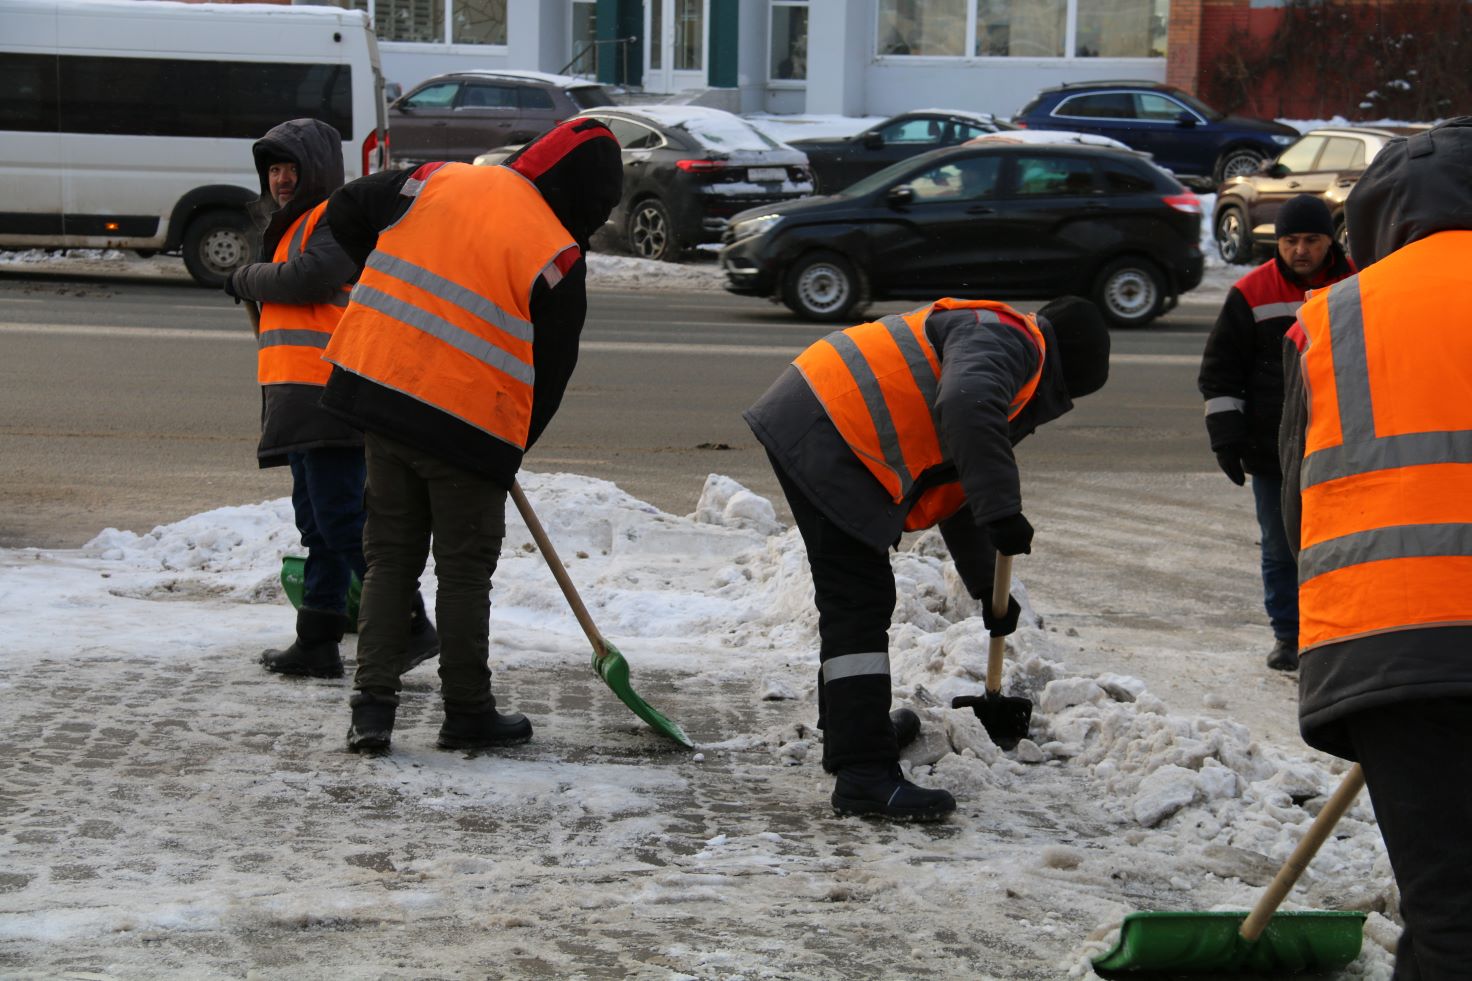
[
  {"left": 1014, "top": 120, "right": 1028, "bottom": 129},
  {"left": 1163, "top": 193, "right": 1202, "bottom": 214},
  {"left": 362, "top": 129, "right": 389, "bottom": 175},
  {"left": 676, "top": 159, "right": 726, "bottom": 173}
]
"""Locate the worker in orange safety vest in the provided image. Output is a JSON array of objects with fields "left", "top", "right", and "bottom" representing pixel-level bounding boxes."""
[
  {"left": 745, "top": 295, "right": 1111, "bottom": 821},
  {"left": 1281, "top": 116, "right": 1472, "bottom": 977}
]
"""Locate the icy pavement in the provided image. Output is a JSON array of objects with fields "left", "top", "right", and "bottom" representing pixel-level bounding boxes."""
[{"left": 0, "top": 473, "right": 1398, "bottom": 978}]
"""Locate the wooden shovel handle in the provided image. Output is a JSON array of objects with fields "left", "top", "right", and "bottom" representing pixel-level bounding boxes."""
[
  {"left": 1239, "top": 763, "right": 1366, "bottom": 941},
  {"left": 508, "top": 480, "right": 608, "bottom": 659},
  {"left": 244, "top": 298, "right": 261, "bottom": 337},
  {"left": 986, "top": 553, "right": 1014, "bottom": 695}
]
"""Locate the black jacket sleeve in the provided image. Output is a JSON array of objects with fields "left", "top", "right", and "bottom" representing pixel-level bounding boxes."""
[
  {"left": 938, "top": 508, "right": 998, "bottom": 600},
  {"left": 1198, "top": 287, "right": 1255, "bottom": 450},
  {"left": 526, "top": 253, "right": 588, "bottom": 449},
  {"left": 1279, "top": 335, "right": 1308, "bottom": 559},
  {"left": 325, "top": 168, "right": 416, "bottom": 270},
  {"left": 230, "top": 219, "right": 357, "bottom": 304},
  {"left": 930, "top": 311, "right": 1037, "bottom": 526}
]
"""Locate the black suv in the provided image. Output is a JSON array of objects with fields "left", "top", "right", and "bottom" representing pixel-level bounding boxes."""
[
  {"left": 1012, "top": 81, "right": 1299, "bottom": 187},
  {"left": 720, "top": 141, "right": 1203, "bottom": 327},
  {"left": 388, "top": 70, "right": 614, "bottom": 166}
]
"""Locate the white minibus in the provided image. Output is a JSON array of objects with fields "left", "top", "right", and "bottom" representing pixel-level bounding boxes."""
[{"left": 0, "top": 0, "right": 390, "bottom": 286}]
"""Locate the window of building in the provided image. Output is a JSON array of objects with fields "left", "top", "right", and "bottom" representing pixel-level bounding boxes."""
[
  {"left": 882, "top": 0, "right": 1166, "bottom": 59},
  {"left": 878, "top": 0, "right": 966, "bottom": 56},
  {"left": 674, "top": 0, "right": 703, "bottom": 71},
  {"left": 351, "top": 0, "right": 507, "bottom": 46},
  {"left": 770, "top": 1, "right": 808, "bottom": 81}
]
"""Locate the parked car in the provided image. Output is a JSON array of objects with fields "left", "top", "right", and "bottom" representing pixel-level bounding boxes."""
[
  {"left": 574, "top": 106, "right": 813, "bottom": 261},
  {"left": 720, "top": 142, "right": 1203, "bottom": 327},
  {"left": 1012, "top": 81, "right": 1299, "bottom": 187},
  {"left": 786, "top": 109, "right": 1015, "bottom": 194},
  {"left": 388, "top": 70, "right": 614, "bottom": 166},
  {"left": 1212, "top": 126, "right": 1403, "bottom": 264}
]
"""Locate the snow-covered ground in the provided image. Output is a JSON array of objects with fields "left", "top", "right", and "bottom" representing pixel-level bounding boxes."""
[{"left": 1, "top": 471, "right": 1399, "bottom": 978}]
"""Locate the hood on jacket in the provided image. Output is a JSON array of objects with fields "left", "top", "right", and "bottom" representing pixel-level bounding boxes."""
[
  {"left": 1344, "top": 116, "right": 1472, "bottom": 267},
  {"left": 503, "top": 117, "right": 622, "bottom": 251},
  {"left": 250, "top": 118, "right": 347, "bottom": 235}
]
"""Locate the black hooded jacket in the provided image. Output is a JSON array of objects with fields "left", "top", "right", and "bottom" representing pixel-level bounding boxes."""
[
  {"left": 229, "top": 118, "right": 361, "bottom": 467},
  {"left": 744, "top": 307, "right": 1075, "bottom": 599},
  {"left": 320, "top": 118, "right": 623, "bottom": 485}
]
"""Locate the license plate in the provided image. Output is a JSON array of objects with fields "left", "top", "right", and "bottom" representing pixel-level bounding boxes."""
[{"left": 747, "top": 167, "right": 786, "bottom": 182}]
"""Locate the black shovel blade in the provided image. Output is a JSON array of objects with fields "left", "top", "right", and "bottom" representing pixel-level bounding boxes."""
[{"left": 951, "top": 691, "right": 1032, "bottom": 751}]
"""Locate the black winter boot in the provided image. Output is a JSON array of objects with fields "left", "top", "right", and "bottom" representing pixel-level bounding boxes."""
[
  {"left": 437, "top": 697, "right": 532, "bottom": 750},
  {"left": 1266, "top": 637, "right": 1299, "bottom": 672},
  {"left": 261, "top": 608, "right": 347, "bottom": 678},
  {"left": 831, "top": 761, "right": 956, "bottom": 822},
  {"left": 892, "top": 708, "right": 921, "bottom": 750},
  {"left": 404, "top": 605, "right": 439, "bottom": 673},
  {"left": 346, "top": 689, "right": 398, "bottom": 753}
]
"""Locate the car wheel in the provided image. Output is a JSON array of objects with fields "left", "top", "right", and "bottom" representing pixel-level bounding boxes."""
[
  {"left": 1215, "top": 147, "right": 1266, "bottom": 183},
  {"left": 1215, "top": 206, "right": 1252, "bottom": 265},
  {"left": 182, "top": 208, "right": 254, "bottom": 288},
  {"left": 781, "top": 250, "right": 867, "bottom": 322},
  {"left": 1093, "top": 256, "right": 1166, "bottom": 329},
  {"left": 627, "top": 198, "right": 680, "bottom": 262}
]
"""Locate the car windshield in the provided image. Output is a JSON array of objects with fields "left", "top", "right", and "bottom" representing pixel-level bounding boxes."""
[
  {"left": 1169, "top": 89, "right": 1223, "bottom": 121},
  {"left": 837, "top": 153, "right": 948, "bottom": 197}
]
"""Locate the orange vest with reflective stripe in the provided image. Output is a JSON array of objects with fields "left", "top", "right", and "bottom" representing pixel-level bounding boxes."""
[
  {"left": 1292, "top": 230, "right": 1472, "bottom": 651},
  {"left": 793, "top": 297, "right": 1045, "bottom": 532},
  {"left": 257, "top": 201, "right": 350, "bottom": 386},
  {"left": 324, "top": 163, "right": 576, "bottom": 452}
]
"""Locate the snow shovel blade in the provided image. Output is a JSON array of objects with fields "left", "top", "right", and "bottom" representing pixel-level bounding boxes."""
[
  {"left": 593, "top": 638, "right": 693, "bottom": 748},
  {"left": 950, "top": 691, "right": 1032, "bottom": 750},
  {"left": 280, "top": 556, "right": 361, "bottom": 629},
  {"left": 1092, "top": 910, "right": 1366, "bottom": 975}
]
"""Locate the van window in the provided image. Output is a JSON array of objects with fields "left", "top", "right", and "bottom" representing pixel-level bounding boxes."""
[
  {"left": 50, "top": 55, "right": 353, "bottom": 139},
  {"left": 0, "top": 54, "right": 59, "bottom": 132}
]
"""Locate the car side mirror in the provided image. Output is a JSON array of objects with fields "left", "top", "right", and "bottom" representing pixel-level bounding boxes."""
[
  {"left": 862, "top": 132, "right": 884, "bottom": 149},
  {"left": 1175, "top": 111, "right": 1197, "bottom": 128},
  {"left": 1266, "top": 162, "right": 1289, "bottom": 178},
  {"left": 886, "top": 185, "right": 915, "bottom": 206},
  {"left": 385, "top": 82, "right": 403, "bottom": 103}
]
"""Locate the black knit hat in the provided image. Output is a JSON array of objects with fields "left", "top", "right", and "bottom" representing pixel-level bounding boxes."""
[
  {"left": 1037, "top": 296, "right": 1110, "bottom": 399},
  {"left": 1275, "top": 194, "right": 1334, "bottom": 238}
]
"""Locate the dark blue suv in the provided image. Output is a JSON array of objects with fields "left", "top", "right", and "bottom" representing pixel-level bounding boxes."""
[{"left": 1012, "top": 81, "right": 1299, "bottom": 187}]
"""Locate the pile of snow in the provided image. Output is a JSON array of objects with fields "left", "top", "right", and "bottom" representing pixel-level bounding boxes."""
[{"left": 0, "top": 471, "right": 1397, "bottom": 977}]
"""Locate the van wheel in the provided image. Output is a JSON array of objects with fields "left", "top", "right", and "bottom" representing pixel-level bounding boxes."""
[
  {"left": 781, "top": 250, "right": 867, "bottom": 322},
  {"left": 1093, "top": 256, "right": 1165, "bottom": 328},
  {"left": 182, "top": 209, "right": 254, "bottom": 288},
  {"left": 627, "top": 198, "right": 679, "bottom": 262}
]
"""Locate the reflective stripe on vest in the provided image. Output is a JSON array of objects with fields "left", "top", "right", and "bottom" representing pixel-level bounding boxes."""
[
  {"left": 256, "top": 201, "right": 349, "bottom": 387},
  {"left": 793, "top": 297, "right": 1045, "bottom": 532},
  {"left": 323, "top": 163, "right": 578, "bottom": 452},
  {"left": 1294, "top": 231, "right": 1472, "bottom": 651}
]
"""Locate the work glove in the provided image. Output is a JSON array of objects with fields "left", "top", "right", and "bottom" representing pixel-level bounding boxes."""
[
  {"left": 981, "top": 593, "right": 1022, "bottom": 637},
  {"left": 987, "top": 512, "right": 1033, "bottom": 556},
  {"left": 1215, "top": 447, "right": 1247, "bottom": 487}
]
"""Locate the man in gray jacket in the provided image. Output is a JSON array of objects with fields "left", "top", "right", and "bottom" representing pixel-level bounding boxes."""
[{"left": 226, "top": 118, "right": 436, "bottom": 679}]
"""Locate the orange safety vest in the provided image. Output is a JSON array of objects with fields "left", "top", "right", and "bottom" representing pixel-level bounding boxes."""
[
  {"left": 324, "top": 163, "right": 578, "bottom": 451},
  {"left": 1290, "top": 230, "right": 1472, "bottom": 652},
  {"left": 793, "top": 297, "right": 1045, "bottom": 532},
  {"left": 256, "top": 201, "right": 350, "bottom": 386}
]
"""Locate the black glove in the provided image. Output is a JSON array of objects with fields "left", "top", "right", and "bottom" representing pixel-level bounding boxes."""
[
  {"left": 1215, "top": 448, "right": 1247, "bottom": 486},
  {"left": 981, "top": 593, "right": 1022, "bottom": 637},
  {"left": 987, "top": 512, "right": 1033, "bottom": 556}
]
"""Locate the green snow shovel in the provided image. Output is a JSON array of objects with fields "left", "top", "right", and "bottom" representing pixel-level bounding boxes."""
[
  {"left": 1092, "top": 764, "right": 1367, "bottom": 974},
  {"left": 950, "top": 553, "right": 1032, "bottom": 750},
  {"left": 280, "top": 556, "right": 361, "bottom": 629},
  {"left": 509, "top": 480, "right": 693, "bottom": 748}
]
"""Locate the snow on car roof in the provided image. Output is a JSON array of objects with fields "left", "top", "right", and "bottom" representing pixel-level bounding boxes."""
[
  {"left": 907, "top": 107, "right": 1000, "bottom": 124},
  {"left": 596, "top": 105, "right": 809, "bottom": 164},
  {"left": 967, "top": 130, "right": 1132, "bottom": 150},
  {"left": 452, "top": 69, "right": 603, "bottom": 89}
]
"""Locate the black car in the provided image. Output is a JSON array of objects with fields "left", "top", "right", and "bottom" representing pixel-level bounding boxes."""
[
  {"left": 721, "top": 142, "right": 1203, "bottom": 327},
  {"left": 574, "top": 106, "right": 813, "bottom": 261},
  {"left": 1012, "top": 81, "right": 1299, "bottom": 187},
  {"left": 788, "top": 109, "right": 1015, "bottom": 194}
]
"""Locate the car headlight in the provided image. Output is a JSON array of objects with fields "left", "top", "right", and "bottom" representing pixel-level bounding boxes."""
[
  {"left": 1271, "top": 134, "right": 1296, "bottom": 146},
  {"left": 730, "top": 213, "right": 783, "bottom": 242}
]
